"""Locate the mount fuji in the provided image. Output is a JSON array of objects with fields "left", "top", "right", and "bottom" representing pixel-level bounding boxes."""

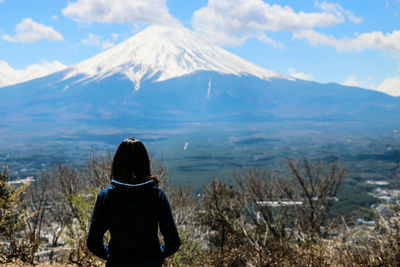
[
  {"left": 1, "top": 25, "right": 400, "bottom": 142},
  {"left": 64, "top": 25, "right": 286, "bottom": 91}
]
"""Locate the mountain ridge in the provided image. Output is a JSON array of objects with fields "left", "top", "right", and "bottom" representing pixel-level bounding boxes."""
[
  {"left": 1, "top": 25, "right": 400, "bottom": 144},
  {"left": 62, "top": 25, "right": 289, "bottom": 91}
]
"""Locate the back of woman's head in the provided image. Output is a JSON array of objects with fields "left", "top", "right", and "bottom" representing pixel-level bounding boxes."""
[{"left": 111, "top": 138, "right": 153, "bottom": 184}]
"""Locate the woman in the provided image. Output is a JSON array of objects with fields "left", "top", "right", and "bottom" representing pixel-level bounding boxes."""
[{"left": 87, "top": 138, "right": 181, "bottom": 267}]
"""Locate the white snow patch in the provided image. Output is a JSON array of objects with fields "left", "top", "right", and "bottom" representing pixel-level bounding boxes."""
[{"left": 63, "top": 25, "right": 289, "bottom": 90}]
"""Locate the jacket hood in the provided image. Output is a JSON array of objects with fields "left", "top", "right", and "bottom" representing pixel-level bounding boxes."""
[{"left": 107, "top": 179, "right": 158, "bottom": 210}]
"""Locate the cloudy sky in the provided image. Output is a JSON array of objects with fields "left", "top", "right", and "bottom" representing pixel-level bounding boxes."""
[{"left": 1, "top": 0, "right": 400, "bottom": 96}]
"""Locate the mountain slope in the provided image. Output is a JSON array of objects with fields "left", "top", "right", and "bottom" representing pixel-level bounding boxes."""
[
  {"left": 63, "top": 25, "right": 288, "bottom": 91},
  {"left": 1, "top": 25, "right": 399, "bottom": 140}
]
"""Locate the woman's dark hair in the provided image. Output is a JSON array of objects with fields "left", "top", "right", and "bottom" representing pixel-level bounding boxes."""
[{"left": 111, "top": 138, "right": 159, "bottom": 185}]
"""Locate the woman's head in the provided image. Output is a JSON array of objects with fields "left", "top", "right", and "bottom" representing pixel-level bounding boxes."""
[{"left": 111, "top": 138, "right": 152, "bottom": 184}]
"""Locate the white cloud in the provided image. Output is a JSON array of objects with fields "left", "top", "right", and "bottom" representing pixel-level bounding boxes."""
[
  {"left": 342, "top": 76, "right": 377, "bottom": 90},
  {"left": 51, "top": 15, "right": 59, "bottom": 20},
  {"left": 81, "top": 33, "right": 115, "bottom": 49},
  {"left": 342, "top": 76, "right": 360, "bottom": 87},
  {"left": 315, "top": 2, "right": 363, "bottom": 24},
  {"left": 288, "top": 68, "right": 314, "bottom": 80},
  {"left": 101, "top": 40, "right": 114, "bottom": 50},
  {"left": 377, "top": 77, "right": 400, "bottom": 96},
  {"left": 256, "top": 33, "right": 284, "bottom": 48},
  {"left": 111, "top": 33, "right": 120, "bottom": 41},
  {"left": 82, "top": 33, "right": 101, "bottom": 47},
  {"left": 62, "top": 0, "right": 179, "bottom": 26},
  {"left": 293, "top": 29, "right": 400, "bottom": 53},
  {"left": 0, "top": 60, "right": 67, "bottom": 87},
  {"left": 1, "top": 18, "right": 63, "bottom": 43},
  {"left": 192, "top": 0, "right": 359, "bottom": 46}
]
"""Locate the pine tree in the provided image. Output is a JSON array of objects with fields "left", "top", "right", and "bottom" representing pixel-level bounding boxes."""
[{"left": 0, "top": 165, "right": 28, "bottom": 249}]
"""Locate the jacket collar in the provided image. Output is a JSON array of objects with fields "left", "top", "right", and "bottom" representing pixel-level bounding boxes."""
[{"left": 111, "top": 179, "right": 154, "bottom": 188}]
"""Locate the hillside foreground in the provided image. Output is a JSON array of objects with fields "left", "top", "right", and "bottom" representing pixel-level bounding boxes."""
[{"left": 1, "top": 152, "right": 400, "bottom": 267}]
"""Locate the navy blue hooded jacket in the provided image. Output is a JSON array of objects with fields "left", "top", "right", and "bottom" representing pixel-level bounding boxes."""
[{"left": 86, "top": 179, "right": 181, "bottom": 266}]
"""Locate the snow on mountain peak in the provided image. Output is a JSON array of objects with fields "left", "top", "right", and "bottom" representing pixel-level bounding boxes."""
[{"left": 64, "top": 25, "right": 287, "bottom": 90}]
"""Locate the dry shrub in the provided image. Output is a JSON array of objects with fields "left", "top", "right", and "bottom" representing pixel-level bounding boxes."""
[{"left": 3, "top": 153, "right": 400, "bottom": 267}]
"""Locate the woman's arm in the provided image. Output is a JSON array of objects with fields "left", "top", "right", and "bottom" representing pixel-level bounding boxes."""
[
  {"left": 87, "top": 191, "right": 109, "bottom": 260},
  {"left": 158, "top": 190, "right": 181, "bottom": 258}
]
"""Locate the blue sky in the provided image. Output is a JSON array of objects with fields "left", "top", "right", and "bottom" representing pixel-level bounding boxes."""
[{"left": 1, "top": 0, "right": 400, "bottom": 96}]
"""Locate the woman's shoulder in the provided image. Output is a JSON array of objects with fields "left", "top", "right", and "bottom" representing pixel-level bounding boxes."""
[
  {"left": 96, "top": 184, "right": 113, "bottom": 199},
  {"left": 152, "top": 185, "right": 167, "bottom": 196}
]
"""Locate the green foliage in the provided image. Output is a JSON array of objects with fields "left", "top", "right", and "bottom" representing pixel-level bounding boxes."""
[
  {"left": 68, "top": 186, "right": 98, "bottom": 232},
  {"left": 332, "top": 184, "right": 377, "bottom": 220},
  {"left": 0, "top": 166, "right": 27, "bottom": 237},
  {"left": 0, "top": 165, "right": 30, "bottom": 263},
  {"left": 64, "top": 186, "right": 105, "bottom": 266},
  {"left": 164, "top": 231, "right": 204, "bottom": 267}
]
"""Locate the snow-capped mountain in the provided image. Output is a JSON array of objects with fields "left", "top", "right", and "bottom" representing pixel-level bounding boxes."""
[
  {"left": 63, "top": 25, "right": 288, "bottom": 91},
  {"left": 1, "top": 25, "right": 400, "bottom": 141}
]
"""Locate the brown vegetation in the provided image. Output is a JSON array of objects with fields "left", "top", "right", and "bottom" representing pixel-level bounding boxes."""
[{"left": 0, "top": 154, "right": 399, "bottom": 266}]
